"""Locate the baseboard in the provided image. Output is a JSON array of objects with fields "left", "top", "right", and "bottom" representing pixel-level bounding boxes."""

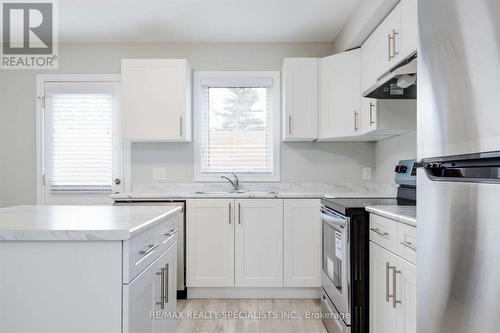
[{"left": 187, "top": 287, "right": 321, "bottom": 299}]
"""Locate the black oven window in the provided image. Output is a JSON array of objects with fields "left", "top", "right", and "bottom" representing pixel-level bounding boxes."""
[{"left": 323, "top": 221, "right": 343, "bottom": 294}]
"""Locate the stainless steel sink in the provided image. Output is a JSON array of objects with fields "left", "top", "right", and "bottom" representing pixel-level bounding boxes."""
[{"left": 193, "top": 190, "right": 277, "bottom": 195}]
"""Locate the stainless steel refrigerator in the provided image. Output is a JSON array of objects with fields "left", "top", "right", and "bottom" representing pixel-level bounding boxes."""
[{"left": 418, "top": 1, "right": 500, "bottom": 332}]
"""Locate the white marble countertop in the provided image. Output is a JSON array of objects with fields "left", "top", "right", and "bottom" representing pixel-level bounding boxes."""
[
  {"left": 111, "top": 183, "right": 397, "bottom": 201},
  {"left": 0, "top": 205, "right": 182, "bottom": 241},
  {"left": 365, "top": 205, "right": 417, "bottom": 227}
]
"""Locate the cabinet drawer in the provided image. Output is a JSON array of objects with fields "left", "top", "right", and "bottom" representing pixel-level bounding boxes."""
[
  {"left": 369, "top": 214, "right": 397, "bottom": 252},
  {"left": 396, "top": 223, "right": 416, "bottom": 264},
  {"left": 123, "top": 216, "right": 179, "bottom": 283}
]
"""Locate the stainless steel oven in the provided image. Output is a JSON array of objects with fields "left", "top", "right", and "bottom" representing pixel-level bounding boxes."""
[
  {"left": 321, "top": 205, "right": 351, "bottom": 329},
  {"left": 320, "top": 160, "right": 417, "bottom": 333}
]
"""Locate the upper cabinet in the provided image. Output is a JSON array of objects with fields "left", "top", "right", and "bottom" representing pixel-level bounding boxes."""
[
  {"left": 121, "top": 59, "right": 192, "bottom": 142},
  {"left": 282, "top": 58, "right": 318, "bottom": 141},
  {"left": 319, "top": 49, "right": 361, "bottom": 140},
  {"left": 360, "top": 98, "right": 416, "bottom": 139},
  {"left": 361, "top": 0, "right": 418, "bottom": 94},
  {"left": 399, "top": 0, "right": 418, "bottom": 62}
]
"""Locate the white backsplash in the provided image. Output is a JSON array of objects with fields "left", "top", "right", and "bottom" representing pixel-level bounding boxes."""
[{"left": 123, "top": 182, "right": 397, "bottom": 199}]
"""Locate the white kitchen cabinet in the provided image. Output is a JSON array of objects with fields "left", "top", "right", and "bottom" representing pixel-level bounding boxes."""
[
  {"left": 395, "top": 256, "right": 416, "bottom": 333},
  {"left": 361, "top": 7, "right": 398, "bottom": 94},
  {"left": 123, "top": 243, "right": 177, "bottom": 333},
  {"left": 361, "top": 98, "right": 378, "bottom": 134},
  {"left": 282, "top": 58, "right": 319, "bottom": 141},
  {"left": 360, "top": 99, "right": 416, "bottom": 139},
  {"left": 284, "top": 199, "right": 321, "bottom": 287},
  {"left": 0, "top": 209, "right": 180, "bottom": 333},
  {"left": 319, "top": 49, "right": 361, "bottom": 140},
  {"left": 121, "top": 59, "right": 192, "bottom": 142},
  {"left": 186, "top": 199, "right": 234, "bottom": 287},
  {"left": 361, "top": 0, "right": 417, "bottom": 95},
  {"left": 370, "top": 214, "right": 416, "bottom": 333},
  {"left": 370, "top": 242, "right": 400, "bottom": 333},
  {"left": 235, "top": 199, "right": 284, "bottom": 287},
  {"left": 399, "top": 0, "right": 418, "bottom": 63}
]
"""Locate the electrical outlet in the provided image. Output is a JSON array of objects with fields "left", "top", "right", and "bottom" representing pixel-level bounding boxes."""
[
  {"left": 363, "top": 168, "right": 372, "bottom": 180},
  {"left": 153, "top": 168, "right": 166, "bottom": 180}
]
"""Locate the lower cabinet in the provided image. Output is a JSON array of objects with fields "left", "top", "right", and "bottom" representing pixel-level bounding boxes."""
[
  {"left": 284, "top": 199, "right": 321, "bottom": 287},
  {"left": 370, "top": 241, "right": 416, "bottom": 333},
  {"left": 186, "top": 199, "right": 234, "bottom": 287},
  {"left": 395, "top": 256, "right": 416, "bottom": 333},
  {"left": 186, "top": 198, "right": 321, "bottom": 289},
  {"left": 235, "top": 199, "right": 284, "bottom": 287},
  {"left": 123, "top": 243, "right": 177, "bottom": 333}
]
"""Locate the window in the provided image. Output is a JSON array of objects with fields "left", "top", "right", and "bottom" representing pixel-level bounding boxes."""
[
  {"left": 194, "top": 72, "right": 280, "bottom": 181},
  {"left": 38, "top": 75, "right": 124, "bottom": 204}
]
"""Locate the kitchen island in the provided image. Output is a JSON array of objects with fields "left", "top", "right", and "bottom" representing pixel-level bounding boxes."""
[{"left": 0, "top": 205, "right": 181, "bottom": 333}]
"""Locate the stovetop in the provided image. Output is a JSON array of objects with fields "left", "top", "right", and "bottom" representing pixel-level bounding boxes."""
[{"left": 322, "top": 197, "right": 415, "bottom": 216}]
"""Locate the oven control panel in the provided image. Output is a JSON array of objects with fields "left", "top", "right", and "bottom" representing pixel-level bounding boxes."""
[{"left": 394, "top": 159, "right": 417, "bottom": 186}]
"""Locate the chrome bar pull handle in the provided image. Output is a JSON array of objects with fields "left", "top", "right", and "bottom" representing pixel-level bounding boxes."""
[
  {"left": 385, "top": 262, "right": 391, "bottom": 302},
  {"left": 288, "top": 115, "right": 293, "bottom": 135},
  {"left": 164, "top": 228, "right": 178, "bottom": 237},
  {"left": 164, "top": 264, "right": 169, "bottom": 305},
  {"left": 179, "top": 116, "right": 183, "bottom": 137},
  {"left": 386, "top": 263, "right": 396, "bottom": 303},
  {"left": 354, "top": 110, "right": 358, "bottom": 131},
  {"left": 388, "top": 33, "right": 393, "bottom": 60},
  {"left": 139, "top": 243, "right": 159, "bottom": 255},
  {"left": 393, "top": 267, "right": 402, "bottom": 308},
  {"left": 369, "top": 102, "right": 375, "bottom": 125},
  {"left": 392, "top": 29, "right": 399, "bottom": 57},
  {"left": 370, "top": 228, "right": 389, "bottom": 237},
  {"left": 228, "top": 202, "right": 232, "bottom": 224},
  {"left": 238, "top": 203, "right": 241, "bottom": 224},
  {"left": 400, "top": 241, "right": 416, "bottom": 251},
  {"left": 156, "top": 268, "right": 165, "bottom": 310}
]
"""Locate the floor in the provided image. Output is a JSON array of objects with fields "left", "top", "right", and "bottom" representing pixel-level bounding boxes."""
[{"left": 177, "top": 299, "right": 328, "bottom": 333}]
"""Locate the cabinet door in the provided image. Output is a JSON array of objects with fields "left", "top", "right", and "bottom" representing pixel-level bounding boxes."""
[
  {"left": 121, "top": 59, "right": 191, "bottom": 142},
  {"left": 400, "top": 0, "right": 418, "bottom": 59},
  {"left": 395, "top": 257, "right": 416, "bottom": 333},
  {"left": 284, "top": 199, "right": 321, "bottom": 287},
  {"left": 361, "top": 25, "right": 386, "bottom": 94},
  {"left": 155, "top": 243, "right": 177, "bottom": 333},
  {"left": 186, "top": 199, "right": 234, "bottom": 287},
  {"left": 361, "top": 98, "right": 378, "bottom": 134},
  {"left": 370, "top": 242, "right": 399, "bottom": 333},
  {"left": 235, "top": 199, "right": 283, "bottom": 287},
  {"left": 361, "top": 2, "right": 402, "bottom": 94},
  {"left": 319, "top": 49, "right": 361, "bottom": 139},
  {"left": 123, "top": 244, "right": 177, "bottom": 333},
  {"left": 385, "top": 3, "right": 403, "bottom": 66},
  {"left": 282, "top": 58, "right": 318, "bottom": 141}
]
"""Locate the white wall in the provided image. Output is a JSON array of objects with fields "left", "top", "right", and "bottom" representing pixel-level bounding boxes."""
[
  {"left": 374, "top": 131, "right": 417, "bottom": 183},
  {"left": 0, "top": 42, "right": 379, "bottom": 207},
  {"left": 132, "top": 141, "right": 374, "bottom": 185}
]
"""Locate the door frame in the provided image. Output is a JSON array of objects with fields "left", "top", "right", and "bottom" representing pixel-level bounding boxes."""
[{"left": 36, "top": 74, "right": 131, "bottom": 204}]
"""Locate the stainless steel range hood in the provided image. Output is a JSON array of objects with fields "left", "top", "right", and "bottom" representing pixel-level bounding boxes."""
[{"left": 363, "top": 53, "right": 417, "bottom": 99}]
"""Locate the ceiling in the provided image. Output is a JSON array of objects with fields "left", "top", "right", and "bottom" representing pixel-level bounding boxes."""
[{"left": 58, "top": 0, "right": 361, "bottom": 43}]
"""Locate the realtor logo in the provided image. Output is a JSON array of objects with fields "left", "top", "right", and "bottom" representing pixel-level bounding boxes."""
[{"left": 1, "top": 0, "right": 58, "bottom": 69}]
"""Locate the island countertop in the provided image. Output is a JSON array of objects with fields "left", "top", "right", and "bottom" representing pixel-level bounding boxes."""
[{"left": 0, "top": 205, "right": 182, "bottom": 241}]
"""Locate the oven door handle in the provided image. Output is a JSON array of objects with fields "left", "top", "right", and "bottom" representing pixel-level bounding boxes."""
[{"left": 320, "top": 212, "right": 347, "bottom": 228}]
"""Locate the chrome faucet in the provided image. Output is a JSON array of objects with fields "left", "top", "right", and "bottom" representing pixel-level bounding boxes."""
[{"left": 221, "top": 173, "right": 240, "bottom": 192}]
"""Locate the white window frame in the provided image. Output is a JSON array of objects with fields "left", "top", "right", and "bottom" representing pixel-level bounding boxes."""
[
  {"left": 193, "top": 71, "right": 281, "bottom": 182},
  {"left": 36, "top": 74, "right": 131, "bottom": 204}
]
